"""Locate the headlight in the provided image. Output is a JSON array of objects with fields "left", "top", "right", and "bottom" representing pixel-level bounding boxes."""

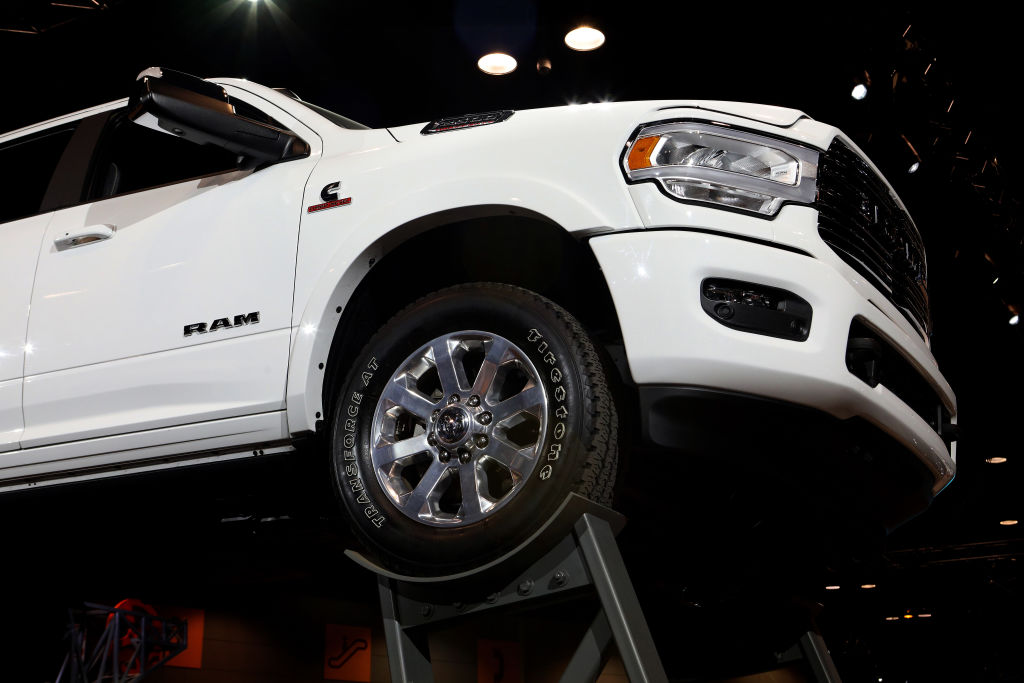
[{"left": 623, "top": 122, "right": 818, "bottom": 216}]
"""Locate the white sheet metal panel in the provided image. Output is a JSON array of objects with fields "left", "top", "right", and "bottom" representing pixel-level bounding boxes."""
[
  {"left": 21, "top": 329, "right": 290, "bottom": 449},
  {"left": 0, "top": 212, "right": 52, "bottom": 451},
  {"left": 21, "top": 86, "right": 318, "bottom": 449}
]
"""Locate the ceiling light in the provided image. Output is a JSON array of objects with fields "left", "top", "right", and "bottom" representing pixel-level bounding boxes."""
[
  {"left": 825, "top": 585, "right": 841, "bottom": 590},
  {"left": 918, "top": 613, "right": 932, "bottom": 618},
  {"left": 908, "top": 161, "right": 920, "bottom": 174},
  {"left": 851, "top": 84, "right": 868, "bottom": 100},
  {"left": 986, "top": 457, "right": 1008, "bottom": 464},
  {"left": 478, "top": 53, "right": 517, "bottom": 76},
  {"left": 1010, "top": 314, "right": 1020, "bottom": 326},
  {"left": 861, "top": 584, "right": 877, "bottom": 589},
  {"left": 565, "top": 26, "right": 605, "bottom": 51},
  {"left": 1000, "top": 519, "right": 1018, "bottom": 526},
  {"left": 993, "top": 276, "right": 1000, "bottom": 284}
]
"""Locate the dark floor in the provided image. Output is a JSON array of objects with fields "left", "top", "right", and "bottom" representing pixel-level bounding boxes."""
[{"left": 0, "top": 446, "right": 1018, "bottom": 682}]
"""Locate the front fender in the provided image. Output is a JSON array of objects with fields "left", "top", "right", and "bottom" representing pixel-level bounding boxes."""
[{"left": 285, "top": 175, "right": 642, "bottom": 435}]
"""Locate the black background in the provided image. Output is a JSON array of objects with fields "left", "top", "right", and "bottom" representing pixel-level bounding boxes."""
[{"left": 1, "top": 2, "right": 1020, "bottom": 681}]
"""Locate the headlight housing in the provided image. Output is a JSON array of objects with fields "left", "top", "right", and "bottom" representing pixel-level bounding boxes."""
[{"left": 623, "top": 122, "right": 818, "bottom": 216}]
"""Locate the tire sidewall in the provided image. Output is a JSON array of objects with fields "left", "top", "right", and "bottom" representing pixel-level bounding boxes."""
[{"left": 330, "top": 286, "right": 596, "bottom": 574}]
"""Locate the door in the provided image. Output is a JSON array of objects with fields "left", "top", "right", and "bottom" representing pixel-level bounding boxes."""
[
  {"left": 21, "top": 93, "right": 319, "bottom": 451},
  {"left": 0, "top": 122, "right": 79, "bottom": 453}
]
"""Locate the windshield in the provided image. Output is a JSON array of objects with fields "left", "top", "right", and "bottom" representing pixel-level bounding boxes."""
[{"left": 296, "top": 100, "right": 368, "bottom": 130}]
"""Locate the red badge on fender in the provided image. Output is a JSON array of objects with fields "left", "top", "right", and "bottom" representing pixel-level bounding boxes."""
[{"left": 308, "top": 197, "right": 352, "bottom": 213}]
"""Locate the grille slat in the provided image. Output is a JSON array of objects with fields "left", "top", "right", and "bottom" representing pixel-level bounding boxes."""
[{"left": 817, "top": 140, "right": 930, "bottom": 338}]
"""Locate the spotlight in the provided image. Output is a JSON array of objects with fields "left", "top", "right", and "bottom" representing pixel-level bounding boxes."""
[
  {"left": 825, "top": 585, "right": 841, "bottom": 590},
  {"left": 908, "top": 161, "right": 920, "bottom": 174},
  {"left": 851, "top": 84, "right": 868, "bottom": 100},
  {"left": 477, "top": 53, "right": 517, "bottom": 76},
  {"left": 860, "top": 584, "right": 877, "bottom": 589},
  {"left": 1010, "top": 314, "right": 1020, "bottom": 326},
  {"left": 986, "top": 457, "right": 1008, "bottom": 464},
  {"left": 565, "top": 26, "right": 605, "bottom": 51},
  {"left": 1000, "top": 519, "right": 1018, "bottom": 526}
]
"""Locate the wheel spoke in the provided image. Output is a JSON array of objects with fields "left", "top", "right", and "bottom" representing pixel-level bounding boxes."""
[
  {"left": 486, "top": 438, "right": 535, "bottom": 476},
  {"left": 380, "top": 378, "right": 435, "bottom": 419},
  {"left": 373, "top": 433, "right": 430, "bottom": 467},
  {"left": 430, "top": 338, "right": 468, "bottom": 395},
  {"left": 459, "top": 464, "right": 483, "bottom": 518},
  {"left": 492, "top": 384, "right": 545, "bottom": 422},
  {"left": 473, "top": 336, "right": 511, "bottom": 398},
  {"left": 403, "top": 459, "right": 449, "bottom": 514}
]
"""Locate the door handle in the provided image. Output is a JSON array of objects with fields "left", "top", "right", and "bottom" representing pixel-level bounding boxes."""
[{"left": 54, "top": 224, "right": 115, "bottom": 250}]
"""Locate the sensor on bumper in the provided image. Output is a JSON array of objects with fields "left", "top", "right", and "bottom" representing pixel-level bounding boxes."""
[{"left": 700, "top": 278, "right": 812, "bottom": 341}]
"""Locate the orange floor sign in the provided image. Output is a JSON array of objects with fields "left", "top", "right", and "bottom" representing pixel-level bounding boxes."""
[
  {"left": 477, "top": 639, "right": 523, "bottom": 683},
  {"left": 161, "top": 607, "right": 204, "bottom": 669},
  {"left": 324, "top": 624, "right": 372, "bottom": 682}
]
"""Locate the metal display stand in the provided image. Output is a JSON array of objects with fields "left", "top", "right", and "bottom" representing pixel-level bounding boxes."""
[
  {"left": 347, "top": 493, "right": 844, "bottom": 683},
  {"left": 346, "top": 493, "right": 669, "bottom": 683},
  {"left": 776, "top": 631, "right": 844, "bottom": 683}
]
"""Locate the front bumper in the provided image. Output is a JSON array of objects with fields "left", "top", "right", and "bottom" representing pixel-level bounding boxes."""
[{"left": 589, "top": 225, "right": 956, "bottom": 496}]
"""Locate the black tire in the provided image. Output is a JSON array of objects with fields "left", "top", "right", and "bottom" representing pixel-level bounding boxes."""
[{"left": 329, "top": 283, "right": 617, "bottom": 575}]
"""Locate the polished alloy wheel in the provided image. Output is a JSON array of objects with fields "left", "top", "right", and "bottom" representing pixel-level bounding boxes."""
[{"left": 369, "top": 330, "right": 548, "bottom": 527}]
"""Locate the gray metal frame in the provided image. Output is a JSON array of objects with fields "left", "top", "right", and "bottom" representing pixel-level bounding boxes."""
[
  {"left": 352, "top": 493, "right": 844, "bottom": 683},
  {"left": 351, "top": 493, "right": 668, "bottom": 683}
]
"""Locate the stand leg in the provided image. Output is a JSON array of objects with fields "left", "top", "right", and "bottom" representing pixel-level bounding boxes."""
[
  {"left": 799, "top": 631, "right": 843, "bottom": 683},
  {"left": 378, "top": 576, "right": 434, "bottom": 683},
  {"left": 559, "top": 610, "right": 613, "bottom": 683},
  {"left": 575, "top": 514, "right": 668, "bottom": 683}
]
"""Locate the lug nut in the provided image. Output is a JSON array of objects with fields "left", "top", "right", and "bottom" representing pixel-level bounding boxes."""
[
  {"left": 439, "top": 449, "right": 451, "bottom": 463},
  {"left": 431, "top": 409, "right": 440, "bottom": 421},
  {"left": 468, "top": 395, "right": 480, "bottom": 407},
  {"left": 477, "top": 412, "right": 492, "bottom": 425},
  {"left": 458, "top": 448, "right": 471, "bottom": 464},
  {"left": 475, "top": 434, "right": 489, "bottom": 448},
  {"left": 448, "top": 394, "right": 461, "bottom": 404},
  {"left": 427, "top": 433, "right": 437, "bottom": 446}
]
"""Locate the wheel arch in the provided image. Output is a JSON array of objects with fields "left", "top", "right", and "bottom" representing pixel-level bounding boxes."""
[{"left": 285, "top": 204, "right": 631, "bottom": 437}]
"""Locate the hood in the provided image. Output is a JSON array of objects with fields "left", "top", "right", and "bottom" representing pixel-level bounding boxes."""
[{"left": 386, "top": 99, "right": 809, "bottom": 143}]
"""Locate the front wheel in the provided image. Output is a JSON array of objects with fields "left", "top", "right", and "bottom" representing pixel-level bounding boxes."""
[{"left": 329, "top": 283, "right": 617, "bottom": 575}]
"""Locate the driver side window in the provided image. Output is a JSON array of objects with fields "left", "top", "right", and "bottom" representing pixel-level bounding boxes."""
[{"left": 88, "top": 114, "right": 241, "bottom": 200}]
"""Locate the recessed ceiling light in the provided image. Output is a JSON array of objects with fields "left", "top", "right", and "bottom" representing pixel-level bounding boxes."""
[
  {"left": 851, "top": 84, "right": 868, "bottom": 100},
  {"left": 1010, "top": 314, "right": 1020, "bottom": 326},
  {"left": 565, "top": 26, "right": 605, "bottom": 51},
  {"left": 986, "top": 457, "right": 1008, "bottom": 464},
  {"left": 861, "top": 583, "right": 877, "bottom": 589},
  {"left": 478, "top": 52, "right": 517, "bottom": 76},
  {"left": 475, "top": 52, "right": 516, "bottom": 75},
  {"left": 825, "top": 585, "right": 841, "bottom": 590},
  {"left": 1000, "top": 519, "right": 1018, "bottom": 526},
  {"left": 918, "top": 613, "right": 932, "bottom": 618}
]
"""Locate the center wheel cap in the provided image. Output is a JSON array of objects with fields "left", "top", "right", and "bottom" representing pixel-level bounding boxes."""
[{"left": 436, "top": 406, "right": 470, "bottom": 446}]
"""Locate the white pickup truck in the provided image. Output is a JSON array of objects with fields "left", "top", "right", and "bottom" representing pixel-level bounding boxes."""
[{"left": 0, "top": 68, "right": 956, "bottom": 574}]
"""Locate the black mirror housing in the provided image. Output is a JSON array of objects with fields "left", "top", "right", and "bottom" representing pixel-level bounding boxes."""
[{"left": 128, "top": 67, "right": 309, "bottom": 165}]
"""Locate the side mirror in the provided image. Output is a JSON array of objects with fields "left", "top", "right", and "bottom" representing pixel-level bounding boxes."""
[{"left": 128, "top": 67, "right": 309, "bottom": 166}]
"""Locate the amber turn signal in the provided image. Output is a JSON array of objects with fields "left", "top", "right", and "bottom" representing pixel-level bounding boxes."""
[{"left": 627, "top": 136, "right": 659, "bottom": 170}]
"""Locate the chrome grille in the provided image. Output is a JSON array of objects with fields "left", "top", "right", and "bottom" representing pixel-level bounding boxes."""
[{"left": 816, "top": 139, "right": 930, "bottom": 337}]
